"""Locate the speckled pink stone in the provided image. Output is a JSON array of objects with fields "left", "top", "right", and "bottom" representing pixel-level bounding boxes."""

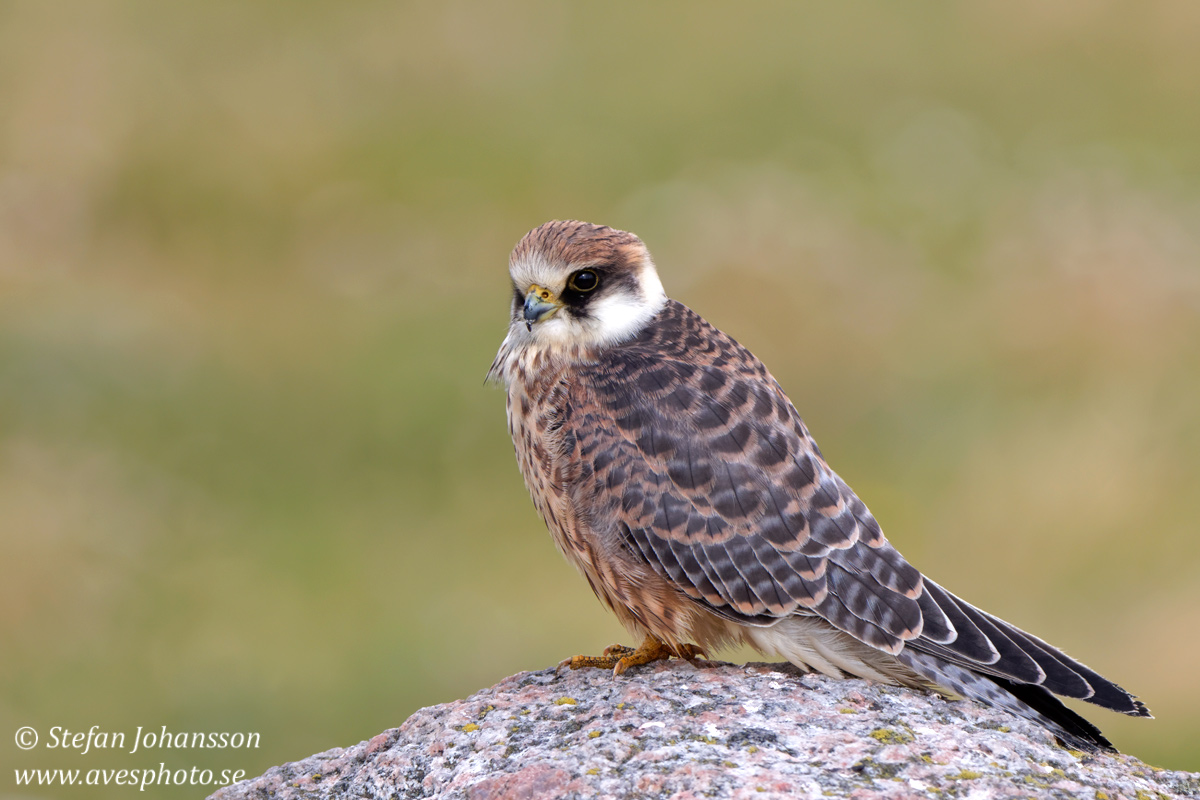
[{"left": 211, "top": 661, "right": 1197, "bottom": 800}]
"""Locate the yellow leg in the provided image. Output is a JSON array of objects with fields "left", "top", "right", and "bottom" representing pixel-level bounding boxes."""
[{"left": 560, "top": 634, "right": 707, "bottom": 675}]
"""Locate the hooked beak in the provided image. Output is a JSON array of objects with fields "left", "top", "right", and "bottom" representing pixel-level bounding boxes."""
[{"left": 523, "top": 284, "right": 562, "bottom": 330}]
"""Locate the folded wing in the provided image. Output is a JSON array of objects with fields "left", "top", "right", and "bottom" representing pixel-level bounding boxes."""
[{"left": 566, "top": 301, "right": 1148, "bottom": 746}]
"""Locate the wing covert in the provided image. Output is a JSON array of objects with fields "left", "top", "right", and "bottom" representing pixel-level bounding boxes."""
[{"left": 568, "top": 301, "right": 932, "bottom": 653}]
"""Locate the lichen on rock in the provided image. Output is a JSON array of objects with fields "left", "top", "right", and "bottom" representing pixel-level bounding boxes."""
[{"left": 211, "top": 661, "right": 1198, "bottom": 800}]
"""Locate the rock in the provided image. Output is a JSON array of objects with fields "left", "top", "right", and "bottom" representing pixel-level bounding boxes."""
[{"left": 211, "top": 660, "right": 1198, "bottom": 800}]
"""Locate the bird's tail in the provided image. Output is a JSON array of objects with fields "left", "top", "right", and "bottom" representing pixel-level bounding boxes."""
[
  {"left": 895, "top": 648, "right": 1117, "bottom": 752},
  {"left": 913, "top": 579, "right": 1150, "bottom": 714},
  {"left": 894, "top": 579, "right": 1153, "bottom": 751}
]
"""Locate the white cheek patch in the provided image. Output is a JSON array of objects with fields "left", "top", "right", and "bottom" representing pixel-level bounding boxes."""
[{"left": 582, "top": 283, "right": 665, "bottom": 346}]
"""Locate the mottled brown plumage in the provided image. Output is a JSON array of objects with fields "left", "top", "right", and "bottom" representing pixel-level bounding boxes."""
[{"left": 489, "top": 220, "right": 1150, "bottom": 752}]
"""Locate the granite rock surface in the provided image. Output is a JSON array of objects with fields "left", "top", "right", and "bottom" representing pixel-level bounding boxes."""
[{"left": 211, "top": 660, "right": 1197, "bottom": 800}]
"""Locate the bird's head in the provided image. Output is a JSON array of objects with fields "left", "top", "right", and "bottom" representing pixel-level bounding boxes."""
[{"left": 505, "top": 220, "right": 668, "bottom": 351}]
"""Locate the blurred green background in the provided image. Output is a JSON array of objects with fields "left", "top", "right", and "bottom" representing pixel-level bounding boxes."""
[{"left": 3, "top": 1, "right": 1199, "bottom": 796}]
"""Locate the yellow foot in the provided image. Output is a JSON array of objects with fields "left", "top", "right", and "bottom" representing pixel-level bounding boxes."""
[{"left": 559, "top": 634, "right": 707, "bottom": 676}]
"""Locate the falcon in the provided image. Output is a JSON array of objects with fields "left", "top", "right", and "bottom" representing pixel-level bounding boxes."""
[{"left": 487, "top": 220, "right": 1150, "bottom": 752}]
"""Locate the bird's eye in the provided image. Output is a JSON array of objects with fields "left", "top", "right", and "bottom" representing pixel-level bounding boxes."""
[{"left": 567, "top": 270, "right": 600, "bottom": 293}]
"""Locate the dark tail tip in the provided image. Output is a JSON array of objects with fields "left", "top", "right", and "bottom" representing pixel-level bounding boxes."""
[{"left": 991, "top": 676, "right": 1116, "bottom": 753}]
